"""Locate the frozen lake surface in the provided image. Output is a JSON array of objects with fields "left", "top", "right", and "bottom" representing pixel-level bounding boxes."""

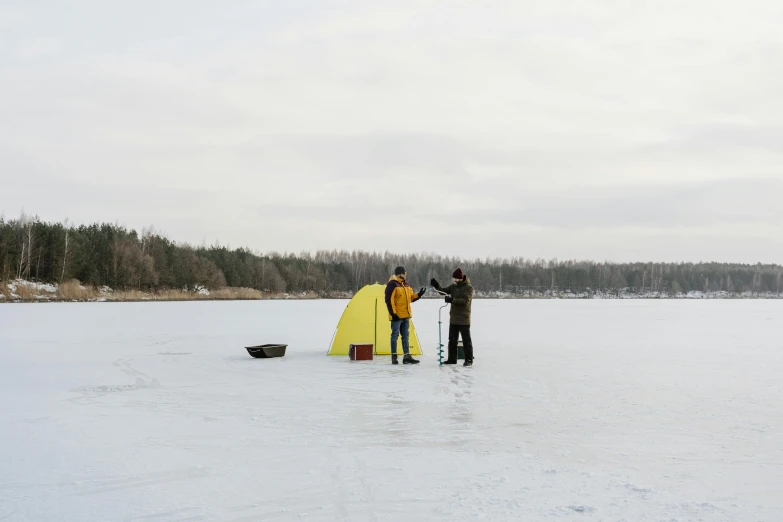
[{"left": 1, "top": 299, "right": 782, "bottom": 521}]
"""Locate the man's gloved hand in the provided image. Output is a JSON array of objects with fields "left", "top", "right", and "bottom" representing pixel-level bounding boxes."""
[
  {"left": 391, "top": 314, "right": 400, "bottom": 321},
  {"left": 430, "top": 278, "right": 439, "bottom": 287},
  {"left": 418, "top": 287, "right": 426, "bottom": 297},
  {"left": 445, "top": 296, "right": 453, "bottom": 304}
]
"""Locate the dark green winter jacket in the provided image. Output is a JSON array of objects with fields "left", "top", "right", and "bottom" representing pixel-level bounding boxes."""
[{"left": 435, "top": 277, "right": 473, "bottom": 325}]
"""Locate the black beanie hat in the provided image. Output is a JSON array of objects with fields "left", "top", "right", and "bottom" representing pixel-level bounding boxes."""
[{"left": 394, "top": 266, "right": 406, "bottom": 275}]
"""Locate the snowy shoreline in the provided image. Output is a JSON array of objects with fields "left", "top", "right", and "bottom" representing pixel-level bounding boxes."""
[
  {"left": 0, "top": 279, "right": 326, "bottom": 303},
  {"left": 2, "top": 279, "right": 781, "bottom": 303}
]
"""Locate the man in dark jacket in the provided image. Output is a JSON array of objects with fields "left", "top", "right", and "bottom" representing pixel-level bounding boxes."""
[
  {"left": 431, "top": 268, "right": 474, "bottom": 366},
  {"left": 385, "top": 266, "right": 426, "bottom": 365}
]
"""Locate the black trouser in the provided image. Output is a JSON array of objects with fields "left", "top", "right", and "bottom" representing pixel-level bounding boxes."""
[{"left": 447, "top": 324, "right": 473, "bottom": 362}]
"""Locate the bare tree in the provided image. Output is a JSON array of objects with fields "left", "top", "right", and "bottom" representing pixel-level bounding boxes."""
[
  {"left": 17, "top": 240, "right": 25, "bottom": 280},
  {"left": 15, "top": 212, "right": 34, "bottom": 280},
  {"left": 60, "top": 219, "right": 71, "bottom": 283}
]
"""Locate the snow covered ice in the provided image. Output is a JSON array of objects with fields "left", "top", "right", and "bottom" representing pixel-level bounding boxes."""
[{"left": 1, "top": 300, "right": 782, "bottom": 521}]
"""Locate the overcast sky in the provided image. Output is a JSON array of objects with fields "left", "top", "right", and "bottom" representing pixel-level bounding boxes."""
[{"left": 1, "top": 1, "right": 782, "bottom": 263}]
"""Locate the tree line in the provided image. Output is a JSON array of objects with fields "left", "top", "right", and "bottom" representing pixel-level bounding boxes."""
[{"left": 2, "top": 214, "right": 781, "bottom": 296}]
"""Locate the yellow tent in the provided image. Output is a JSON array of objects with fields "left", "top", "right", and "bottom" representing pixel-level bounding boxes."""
[{"left": 328, "top": 283, "right": 424, "bottom": 356}]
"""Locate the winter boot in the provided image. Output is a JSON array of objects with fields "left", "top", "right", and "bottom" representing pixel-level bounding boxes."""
[
  {"left": 463, "top": 359, "right": 473, "bottom": 367},
  {"left": 392, "top": 354, "right": 398, "bottom": 365},
  {"left": 444, "top": 346, "right": 458, "bottom": 364},
  {"left": 402, "top": 354, "right": 420, "bottom": 365}
]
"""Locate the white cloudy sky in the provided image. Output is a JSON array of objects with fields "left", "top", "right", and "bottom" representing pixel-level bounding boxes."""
[{"left": 1, "top": 0, "right": 782, "bottom": 263}]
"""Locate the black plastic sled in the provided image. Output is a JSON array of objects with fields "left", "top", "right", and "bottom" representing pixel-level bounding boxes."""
[{"left": 246, "top": 344, "right": 287, "bottom": 358}]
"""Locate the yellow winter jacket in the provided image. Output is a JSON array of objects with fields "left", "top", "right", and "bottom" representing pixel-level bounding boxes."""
[{"left": 384, "top": 275, "right": 421, "bottom": 320}]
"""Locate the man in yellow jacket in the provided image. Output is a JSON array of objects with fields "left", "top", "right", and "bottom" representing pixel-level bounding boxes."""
[{"left": 385, "top": 266, "right": 426, "bottom": 365}]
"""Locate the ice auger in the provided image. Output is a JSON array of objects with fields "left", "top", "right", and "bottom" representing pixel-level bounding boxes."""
[{"left": 431, "top": 287, "right": 450, "bottom": 366}]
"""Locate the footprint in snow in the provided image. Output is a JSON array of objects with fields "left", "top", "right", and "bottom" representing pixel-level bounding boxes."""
[
  {"left": 568, "top": 505, "right": 596, "bottom": 513},
  {"left": 72, "top": 378, "right": 162, "bottom": 394}
]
